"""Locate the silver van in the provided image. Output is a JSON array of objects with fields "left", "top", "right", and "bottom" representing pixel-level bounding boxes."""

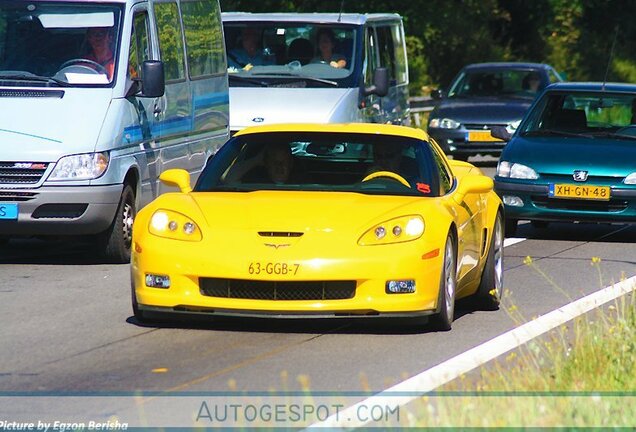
[
  {"left": 0, "top": 0, "right": 229, "bottom": 262},
  {"left": 222, "top": 12, "right": 410, "bottom": 132}
]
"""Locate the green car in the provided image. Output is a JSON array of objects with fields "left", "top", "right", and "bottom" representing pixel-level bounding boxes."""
[{"left": 494, "top": 82, "right": 636, "bottom": 236}]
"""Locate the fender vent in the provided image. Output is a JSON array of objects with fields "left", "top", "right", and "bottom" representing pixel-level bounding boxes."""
[
  {"left": 0, "top": 89, "right": 64, "bottom": 98},
  {"left": 258, "top": 231, "right": 304, "bottom": 237}
]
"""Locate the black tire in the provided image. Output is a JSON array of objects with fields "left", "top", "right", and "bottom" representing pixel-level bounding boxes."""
[
  {"left": 504, "top": 218, "right": 518, "bottom": 237},
  {"left": 474, "top": 212, "right": 504, "bottom": 310},
  {"left": 430, "top": 233, "right": 457, "bottom": 331},
  {"left": 99, "top": 185, "right": 135, "bottom": 263}
]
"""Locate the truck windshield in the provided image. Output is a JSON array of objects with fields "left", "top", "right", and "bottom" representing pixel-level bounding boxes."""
[
  {"left": 0, "top": 1, "right": 122, "bottom": 87},
  {"left": 223, "top": 22, "right": 359, "bottom": 88}
]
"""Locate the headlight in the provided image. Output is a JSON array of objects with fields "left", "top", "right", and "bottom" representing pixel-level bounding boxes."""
[
  {"left": 49, "top": 152, "right": 109, "bottom": 181},
  {"left": 624, "top": 172, "right": 636, "bottom": 184},
  {"left": 497, "top": 161, "right": 539, "bottom": 180},
  {"left": 429, "top": 117, "right": 461, "bottom": 129},
  {"left": 506, "top": 120, "right": 521, "bottom": 134},
  {"left": 149, "top": 209, "right": 202, "bottom": 241},
  {"left": 358, "top": 215, "right": 424, "bottom": 246}
]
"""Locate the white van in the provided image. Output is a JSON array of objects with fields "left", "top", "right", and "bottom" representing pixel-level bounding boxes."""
[
  {"left": 222, "top": 12, "right": 410, "bottom": 132},
  {"left": 0, "top": 0, "right": 229, "bottom": 262}
]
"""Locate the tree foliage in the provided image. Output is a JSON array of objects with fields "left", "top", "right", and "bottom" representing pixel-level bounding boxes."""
[{"left": 220, "top": 0, "right": 636, "bottom": 94}]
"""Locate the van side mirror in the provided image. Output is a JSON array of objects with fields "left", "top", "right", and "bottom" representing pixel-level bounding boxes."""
[
  {"left": 141, "top": 60, "right": 165, "bottom": 98},
  {"left": 431, "top": 89, "right": 444, "bottom": 100},
  {"left": 364, "top": 67, "right": 389, "bottom": 97}
]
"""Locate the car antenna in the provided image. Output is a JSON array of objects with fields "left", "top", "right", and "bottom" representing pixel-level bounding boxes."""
[
  {"left": 337, "top": 0, "right": 345, "bottom": 22},
  {"left": 602, "top": 26, "right": 619, "bottom": 92}
]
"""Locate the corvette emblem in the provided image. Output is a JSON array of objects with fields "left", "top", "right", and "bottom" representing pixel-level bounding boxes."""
[
  {"left": 573, "top": 170, "right": 588, "bottom": 182},
  {"left": 264, "top": 243, "right": 290, "bottom": 249}
]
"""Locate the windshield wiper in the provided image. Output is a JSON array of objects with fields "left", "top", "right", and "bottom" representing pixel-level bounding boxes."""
[
  {"left": 0, "top": 73, "right": 70, "bottom": 87},
  {"left": 228, "top": 74, "right": 269, "bottom": 87},
  {"left": 250, "top": 72, "right": 338, "bottom": 87},
  {"left": 588, "top": 131, "right": 636, "bottom": 141},
  {"left": 521, "top": 129, "right": 592, "bottom": 138}
]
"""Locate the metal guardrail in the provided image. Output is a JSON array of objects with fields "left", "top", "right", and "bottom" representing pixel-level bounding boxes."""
[{"left": 408, "top": 96, "right": 436, "bottom": 127}]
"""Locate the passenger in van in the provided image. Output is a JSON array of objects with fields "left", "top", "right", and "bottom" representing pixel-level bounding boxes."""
[
  {"left": 228, "top": 27, "right": 272, "bottom": 69},
  {"left": 84, "top": 27, "right": 115, "bottom": 80},
  {"left": 311, "top": 29, "right": 346, "bottom": 68}
]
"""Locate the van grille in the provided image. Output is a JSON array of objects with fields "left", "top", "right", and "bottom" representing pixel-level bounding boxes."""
[
  {"left": 0, "top": 89, "right": 64, "bottom": 98},
  {"left": 0, "top": 191, "right": 38, "bottom": 202},
  {"left": 200, "top": 278, "right": 356, "bottom": 301},
  {"left": 0, "top": 162, "right": 48, "bottom": 185}
]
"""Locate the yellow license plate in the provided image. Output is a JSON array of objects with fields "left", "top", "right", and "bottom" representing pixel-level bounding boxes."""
[
  {"left": 248, "top": 262, "right": 300, "bottom": 276},
  {"left": 549, "top": 184, "right": 611, "bottom": 200},
  {"left": 468, "top": 131, "right": 503, "bottom": 142}
]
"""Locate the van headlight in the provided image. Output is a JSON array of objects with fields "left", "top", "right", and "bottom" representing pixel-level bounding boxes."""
[
  {"left": 429, "top": 118, "right": 460, "bottom": 129},
  {"left": 49, "top": 152, "right": 109, "bottom": 181},
  {"left": 497, "top": 161, "right": 539, "bottom": 179}
]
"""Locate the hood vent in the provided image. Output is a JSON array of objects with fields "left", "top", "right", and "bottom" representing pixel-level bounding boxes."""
[
  {"left": 0, "top": 89, "right": 64, "bottom": 99},
  {"left": 258, "top": 231, "right": 304, "bottom": 238}
]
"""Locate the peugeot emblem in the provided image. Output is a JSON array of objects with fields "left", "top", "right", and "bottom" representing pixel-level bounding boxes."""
[
  {"left": 252, "top": 117, "right": 265, "bottom": 123},
  {"left": 573, "top": 170, "right": 588, "bottom": 182}
]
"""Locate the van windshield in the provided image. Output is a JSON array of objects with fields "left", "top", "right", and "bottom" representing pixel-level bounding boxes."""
[
  {"left": 0, "top": 1, "right": 122, "bottom": 87},
  {"left": 223, "top": 22, "right": 359, "bottom": 88}
]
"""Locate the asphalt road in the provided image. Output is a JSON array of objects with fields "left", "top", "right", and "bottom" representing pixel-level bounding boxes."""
[{"left": 1, "top": 159, "right": 635, "bottom": 422}]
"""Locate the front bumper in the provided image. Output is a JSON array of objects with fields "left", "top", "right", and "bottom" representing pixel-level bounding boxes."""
[
  {"left": 0, "top": 184, "right": 123, "bottom": 236},
  {"left": 131, "top": 235, "right": 444, "bottom": 317},
  {"left": 495, "top": 179, "right": 636, "bottom": 223},
  {"left": 428, "top": 128, "right": 507, "bottom": 157}
]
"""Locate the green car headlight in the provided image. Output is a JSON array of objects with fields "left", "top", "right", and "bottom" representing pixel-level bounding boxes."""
[
  {"left": 429, "top": 117, "right": 461, "bottom": 129},
  {"left": 358, "top": 215, "right": 424, "bottom": 246},
  {"left": 497, "top": 161, "right": 539, "bottom": 179},
  {"left": 149, "top": 209, "right": 202, "bottom": 241},
  {"left": 624, "top": 172, "right": 636, "bottom": 185}
]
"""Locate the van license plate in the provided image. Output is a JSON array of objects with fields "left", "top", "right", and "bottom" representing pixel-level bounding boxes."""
[
  {"left": 549, "top": 184, "right": 610, "bottom": 201},
  {"left": 0, "top": 203, "right": 18, "bottom": 219},
  {"left": 467, "top": 131, "right": 502, "bottom": 142}
]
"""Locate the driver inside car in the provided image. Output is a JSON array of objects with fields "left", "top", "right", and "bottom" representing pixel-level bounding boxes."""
[
  {"left": 365, "top": 143, "right": 421, "bottom": 188},
  {"left": 83, "top": 27, "right": 115, "bottom": 80}
]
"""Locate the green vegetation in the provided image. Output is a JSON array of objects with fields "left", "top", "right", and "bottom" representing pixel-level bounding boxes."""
[{"left": 220, "top": 0, "right": 636, "bottom": 94}]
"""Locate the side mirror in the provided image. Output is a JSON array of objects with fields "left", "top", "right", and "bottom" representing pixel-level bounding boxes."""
[
  {"left": 141, "top": 60, "right": 165, "bottom": 98},
  {"left": 159, "top": 169, "right": 192, "bottom": 193},
  {"left": 364, "top": 67, "right": 389, "bottom": 97},
  {"left": 453, "top": 175, "right": 493, "bottom": 203},
  {"left": 431, "top": 89, "right": 444, "bottom": 100},
  {"left": 490, "top": 125, "right": 512, "bottom": 141}
]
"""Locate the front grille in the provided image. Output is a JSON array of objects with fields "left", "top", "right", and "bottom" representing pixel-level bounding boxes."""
[
  {"left": 0, "top": 162, "right": 48, "bottom": 185},
  {"left": 200, "top": 278, "right": 356, "bottom": 300},
  {"left": 532, "top": 196, "right": 628, "bottom": 213},
  {"left": 463, "top": 123, "right": 505, "bottom": 130},
  {"left": 0, "top": 191, "right": 38, "bottom": 202},
  {"left": 258, "top": 231, "right": 304, "bottom": 237}
]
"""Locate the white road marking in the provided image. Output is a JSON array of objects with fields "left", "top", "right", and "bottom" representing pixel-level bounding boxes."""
[
  {"left": 308, "top": 276, "right": 636, "bottom": 429},
  {"left": 503, "top": 237, "right": 526, "bottom": 247}
]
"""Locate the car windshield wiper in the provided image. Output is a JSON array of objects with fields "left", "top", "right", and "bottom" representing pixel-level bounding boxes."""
[
  {"left": 228, "top": 74, "right": 270, "bottom": 87},
  {"left": 250, "top": 72, "right": 338, "bottom": 87},
  {"left": 521, "top": 129, "right": 592, "bottom": 138},
  {"left": 588, "top": 131, "right": 636, "bottom": 141},
  {"left": 0, "top": 73, "right": 70, "bottom": 87}
]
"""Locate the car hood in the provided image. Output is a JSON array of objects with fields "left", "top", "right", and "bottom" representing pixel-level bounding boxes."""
[
  {"left": 433, "top": 96, "right": 533, "bottom": 124},
  {"left": 0, "top": 88, "right": 112, "bottom": 162},
  {"left": 184, "top": 191, "right": 429, "bottom": 237},
  {"left": 229, "top": 87, "right": 353, "bottom": 130},
  {"left": 502, "top": 136, "right": 636, "bottom": 177}
]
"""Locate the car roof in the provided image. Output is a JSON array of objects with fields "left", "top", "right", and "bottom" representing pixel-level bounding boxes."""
[
  {"left": 234, "top": 123, "right": 429, "bottom": 140},
  {"left": 462, "top": 62, "right": 554, "bottom": 71},
  {"left": 545, "top": 82, "right": 636, "bottom": 93},
  {"left": 221, "top": 12, "right": 402, "bottom": 26}
]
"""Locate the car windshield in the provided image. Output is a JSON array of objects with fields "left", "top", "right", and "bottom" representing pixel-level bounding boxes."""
[
  {"left": 520, "top": 91, "right": 636, "bottom": 137},
  {"left": 0, "top": 1, "right": 122, "bottom": 87},
  {"left": 195, "top": 132, "right": 439, "bottom": 197},
  {"left": 448, "top": 69, "right": 544, "bottom": 98},
  {"left": 223, "top": 22, "right": 358, "bottom": 88}
]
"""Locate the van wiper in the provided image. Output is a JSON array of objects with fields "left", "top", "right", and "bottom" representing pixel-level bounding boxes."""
[
  {"left": 251, "top": 72, "right": 338, "bottom": 87},
  {"left": 228, "top": 74, "right": 269, "bottom": 87},
  {"left": 521, "top": 129, "right": 592, "bottom": 138},
  {"left": 0, "top": 72, "right": 70, "bottom": 87}
]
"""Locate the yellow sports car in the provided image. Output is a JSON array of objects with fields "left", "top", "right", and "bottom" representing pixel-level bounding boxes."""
[{"left": 131, "top": 123, "right": 503, "bottom": 330}]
